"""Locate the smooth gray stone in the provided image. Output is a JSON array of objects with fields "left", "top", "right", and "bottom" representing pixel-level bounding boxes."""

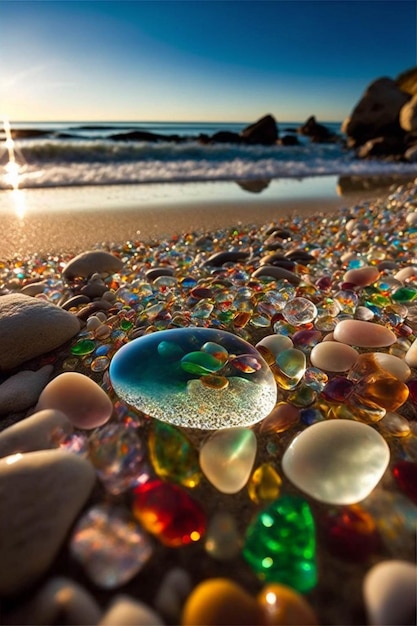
[
  {"left": 0, "top": 294, "right": 80, "bottom": 370},
  {"left": 0, "top": 449, "right": 96, "bottom": 595},
  {"left": 252, "top": 265, "right": 300, "bottom": 285},
  {"left": 0, "top": 409, "right": 72, "bottom": 458},
  {"left": 0, "top": 365, "right": 53, "bottom": 416},
  {"left": 62, "top": 250, "right": 123, "bottom": 279},
  {"left": 5, "top": 576, "right": 102, "bottom": 625}
]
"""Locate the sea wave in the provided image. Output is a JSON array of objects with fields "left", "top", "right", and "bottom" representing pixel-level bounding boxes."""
[{"left": 1, "top": 138, "right": 417, "bottom": 189}]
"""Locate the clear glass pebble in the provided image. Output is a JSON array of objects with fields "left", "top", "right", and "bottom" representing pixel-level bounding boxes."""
[
  {"left": 109, "top": 327, "right": 277, "bottom": 429},
  {"left": 70, "top": 504, "right": 153, "bottom": 588}
]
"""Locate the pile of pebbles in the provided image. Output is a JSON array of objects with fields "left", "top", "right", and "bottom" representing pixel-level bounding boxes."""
[{"left": 0, "top": 181, "right": 416, "bottom": 625}]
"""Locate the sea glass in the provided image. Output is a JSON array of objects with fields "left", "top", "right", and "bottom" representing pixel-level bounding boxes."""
[
  {"left": 109, "top": 327, "right": 277, "bottom": 429},
  {"left": 243, "top": 494, "right": 317, "bottom": 593}
]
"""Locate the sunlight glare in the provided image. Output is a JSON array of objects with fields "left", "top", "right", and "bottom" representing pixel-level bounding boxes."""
[{"left": 2, "top": 117, "right": 28, "bottom": 218}]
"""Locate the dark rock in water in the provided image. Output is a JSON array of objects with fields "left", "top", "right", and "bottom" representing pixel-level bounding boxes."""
[
  {"left": 207, "top": 131, "right": 242, "bottom": 144},
  {"left": 240, "top": 114, "right": 278, "bottom": 145},
  {"left": 237, "top": 179, "right": 270, "bottom": 193},
  {"left": 280, "top": 134, "right": 300, "bottom": 146},
  {"left": 298, "top": 116, "right": 338, "bottom": 143},
  {"left": 109, "top": 130, "right": 184, "bottom": 142},
  {"left": 10, "top": 128, "right": 51, "bottom": 139},
  {"left": 356, "top": 136, "right": 405, "bottom": 159},
  {"left": 341, "top": 77, "right": 410, "bottom": 147},
  {"left": 337, "top": 174, "right": 416, "bottom": 195}
]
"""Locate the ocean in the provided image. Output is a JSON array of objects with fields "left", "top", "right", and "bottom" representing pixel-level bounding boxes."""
[{"left": 2, "top": 120, "right": 417, "bottom": 191}]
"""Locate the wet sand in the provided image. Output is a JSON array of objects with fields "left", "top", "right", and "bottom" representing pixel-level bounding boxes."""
[{"left": 0, "top": 177, "right": 404, "bottom": 258}]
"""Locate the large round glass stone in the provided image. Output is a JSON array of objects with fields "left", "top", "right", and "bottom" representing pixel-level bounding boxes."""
[{"left": 109, "top": 328, "right": 277, "bottom": 429}]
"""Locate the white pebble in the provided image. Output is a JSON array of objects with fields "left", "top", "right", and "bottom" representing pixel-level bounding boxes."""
[{"left": 363, "top": 560, "right": 417, "bottom": 625}]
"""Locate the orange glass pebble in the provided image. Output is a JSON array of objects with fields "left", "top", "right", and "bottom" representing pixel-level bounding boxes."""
[
  {"left": 259, "top": 402, "right": 300, "bottom": 434},
  {"left": 257, "top": 583, "right": 319, "bottom": 625},
  {"left": 233, "top": 311, "right": 252, "bottom": 329},
  {"left": 201, "top": 374, "right": 230, "bottom": 390},
  {"left": 356, "top": 373, "right": 409, "bottom": 412},
  {"left": 181, "top": 578, "right": 262, "bottom": 626}
]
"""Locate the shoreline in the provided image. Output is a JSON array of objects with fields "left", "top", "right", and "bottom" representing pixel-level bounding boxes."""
[{"left": 1, "top": 175, "right": 413, "bottom": 259}]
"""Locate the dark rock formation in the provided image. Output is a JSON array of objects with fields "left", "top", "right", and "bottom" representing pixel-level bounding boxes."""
[
  {"left": 298, "top": 116, "right": 338, "bottom": 143},
  {"left": 356, "top": 136, "right": 405, "bottom": 159},
  {"left": 240, "top": 114, "right": 278, "bottom": 145},
  {"left": 198, "top": 130, "right": 242, "bottom": 143},
  {"left": 341, "top": 77, "right": 410, "bottom": 148},
  {"left": 279, "top": 135, "right": 300, "bottom": 146},
  {"left": 109, "top": 130, "right": 184, "bottom": 142}
]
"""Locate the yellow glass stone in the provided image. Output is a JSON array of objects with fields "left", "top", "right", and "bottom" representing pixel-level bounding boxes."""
[{"left": 247, "top": 463, "right": 282, "bottom": 504}]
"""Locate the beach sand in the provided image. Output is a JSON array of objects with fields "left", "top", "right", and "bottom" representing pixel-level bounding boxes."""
[{"left": 0, "top": 176, "right": 407, "bottom": 258}]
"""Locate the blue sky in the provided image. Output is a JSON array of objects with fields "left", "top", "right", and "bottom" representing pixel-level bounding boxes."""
[{"left": 0, "top": 0, "right": 416, "bottom": 123}]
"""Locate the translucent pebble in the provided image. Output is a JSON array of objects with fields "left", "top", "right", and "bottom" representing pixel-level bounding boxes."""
[
  {"left": 243, "top": 495, "right": 317, "bottom": 593},
  {"left": 109, "top": 328, "right": 276, "bottom": 429},
  {"left": 273, "top": 348, "right": 306, "bottom": 390},
  {"left": 90, "top": 356, "right": 110, "bottom": 372},
  {"left": 256, "top": 334, "right": 293, "bottom": 357},
  {"left": 132, "top": 479, "right": 206, "bottom": 547},
  {"left": 258, "top": 402, "right": 300, "bottom": 434},
  {"left": 282, "top": 420, "right": 390, "bottom": 505},
  {"left": 205, "top": 512, "right": 242, "bottom": 560},
  {"left": 181, "top": 351, "right": 224, "bottom": 375},
  {"left": 247, "top": 462, "right": 282, "bottom": 504},
  {"left": 181, "top": 578, "right": 262, "bottom": 626},
  {"left": 70, "top": 339, "right": 96, "bottom": 356},
  {"left": 200, "top": 428, "right": 257, "bottom": 494},
  {"left": 70, "top": 505, "right": 153, "bottom": 588},
  {"left": 229, "top": 354, "right": 263, "bottom": 373},
  {"left": 148, "top": 421, "right": 201, "bottom": 488},
  {"left": 303, "top": 367, "right": 328, "bottom": 391},
  {"left": 157, "top": 340, "right": 185, "bottom": 360},
  {"left": 333, "top": 289, "right": 358, "bottom": 314},
  {"left": 201, "top": 341, "right": 229, "bottom": 363},
  {"left": 292, "top": 329, "right": 322, "bottom": 353},
  {"left": 378, "top": 412, "right": 411, "bottom": 437},
  {"left": 257, "top": 583, "right": 319, "bottom": 626},
  {"left": 322, "top": 504, "right": 380, "bottom": 562},
  {"left": 282, "top": 297, "right": 317, "bottom": 325},
  {"left": 373, "top": 352, "right": 411, "bottom": 381},
  {"left": 88, "top": 422, "right": 148, "bottom": 495},
  {"left": 355, "top": 373, "right": 409, "bottom": 412}
]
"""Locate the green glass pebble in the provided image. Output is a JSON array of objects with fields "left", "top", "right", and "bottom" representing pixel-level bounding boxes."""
[
  {"left": 157, "top": 340, "right": 185, "bottom": 360},
  {"left": 70, "top": 339, "right": 96, "bottom": 356},
  {"left": 243, "top": 494, "right": 317, "bottom": 593},
  {"left": 391, "top": 287, "right": 417, "bottom": 302},
  {"left": 180, "top": 351, "right": 224, "bottom": 375},
  {"left": 148, "top": 420, "right": 202, "bottom": 488}
]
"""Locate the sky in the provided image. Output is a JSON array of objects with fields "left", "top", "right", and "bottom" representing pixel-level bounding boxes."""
[{"left": 0, "top": 0, "right": 416, "bottom": 123}]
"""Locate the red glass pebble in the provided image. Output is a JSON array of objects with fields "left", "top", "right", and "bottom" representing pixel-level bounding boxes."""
[
  {"left": 392, "top": 461, "right": 417, "bottom": 505},
  {"left": 322, "top": 504, "right": 380, "bottom": 561},
  {"left": 132, "top": 479, "right": 206, "bottom": 547},
  {"left": 321, "top": 377, "right": 354, "bottom": 403},
  {"left": 407, "top": 379, "right": 417, "bottom": 405}
]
